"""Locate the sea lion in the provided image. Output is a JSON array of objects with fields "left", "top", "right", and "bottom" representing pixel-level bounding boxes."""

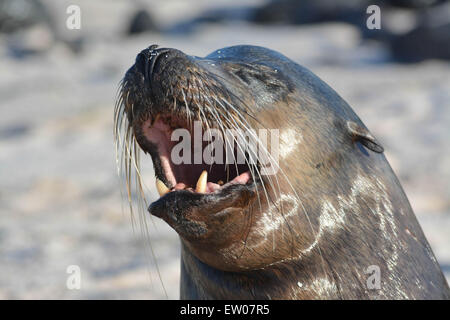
[{"left": 114, "top": 44, "right": 450, "bottom": 299}]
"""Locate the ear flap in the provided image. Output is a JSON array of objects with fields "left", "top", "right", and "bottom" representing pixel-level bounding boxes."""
[{"left": 346, "top": 121, "right": 384, "bottom": 153}]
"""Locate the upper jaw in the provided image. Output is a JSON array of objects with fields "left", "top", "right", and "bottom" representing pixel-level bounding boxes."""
[{"left": 124, "top": 46, "right": 261, "bottom": 229}]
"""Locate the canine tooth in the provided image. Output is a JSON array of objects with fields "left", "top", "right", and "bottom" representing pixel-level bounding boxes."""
[
  {"left": 196, "top": 170, "right": 207, "bottom": 193},
  {"left": 156, "top": 179, "right": 169, "bottom": 197}
]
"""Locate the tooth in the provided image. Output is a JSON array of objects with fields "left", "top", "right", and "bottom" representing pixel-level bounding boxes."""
[
  {"left": 156, "top": 179, "right": 169, "bottom": 197},
  {"left": 196, "top": 170, "right": 207, "bottom": 193}
]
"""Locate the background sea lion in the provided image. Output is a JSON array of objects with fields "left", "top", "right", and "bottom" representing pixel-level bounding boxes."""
[{"left": 115, "top": 45, "right": 450, "bottom": 299}]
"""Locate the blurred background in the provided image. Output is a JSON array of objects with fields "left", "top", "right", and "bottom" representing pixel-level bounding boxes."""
[{"left": 0, "top": 0, "right": 449, "bottom": 299}]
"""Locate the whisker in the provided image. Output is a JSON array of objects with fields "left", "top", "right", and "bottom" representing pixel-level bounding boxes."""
[{"left": 113, "top": 84, "right": 168, "bottom": 298}]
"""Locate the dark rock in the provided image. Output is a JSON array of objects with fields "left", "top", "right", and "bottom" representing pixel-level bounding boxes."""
[
  {"left": 389, "top": 22, "right": 450, "bottom": 62},
  {"left": 388, "top": 3, "right": 450, "bottom": 62},
  {"left": 387, "top": 0, "right": 446, "bottom": 9},
  {"left": 250, "top": 0, "right": 372, "bottom": 26},
  {"left": 0, "top": 0, "right": 50, "bottom": 33},
  {"left": 0, "top": 123, "right": 30, "bottom": 140},
  {"left": 127, "top": 9, "right": 158, "bottom": 35}
]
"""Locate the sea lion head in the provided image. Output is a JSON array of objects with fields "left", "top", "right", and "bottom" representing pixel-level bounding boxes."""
[{"left": 114, "top": 45, "right": 384, "bottom": 272}]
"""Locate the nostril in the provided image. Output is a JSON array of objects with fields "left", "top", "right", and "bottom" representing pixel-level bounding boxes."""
[
  {"left": 134, "top": 46, "right": 173, "bottom": 81},
  {"left": 147, "top": 49, "right": 172, "bottom": 79},
  {"left": 135, "top": 52, "right": 147, "bottom": 75}
]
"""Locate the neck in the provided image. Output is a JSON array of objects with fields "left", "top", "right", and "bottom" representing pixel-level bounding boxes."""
[{"left": 179, "top": 242, "right": 330, "bottom": 299}]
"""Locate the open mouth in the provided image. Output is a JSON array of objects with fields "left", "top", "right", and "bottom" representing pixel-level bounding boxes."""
[{"left": 141, "top": 114, "right": 256, "bottom": 202}]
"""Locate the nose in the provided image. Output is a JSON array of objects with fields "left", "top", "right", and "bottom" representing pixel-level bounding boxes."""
[
  {"left": 135, "top": 45, "right": 163, "bottom": 80},
  {"left": 134, "top": 45, "right": 184, "bottom": 81}
]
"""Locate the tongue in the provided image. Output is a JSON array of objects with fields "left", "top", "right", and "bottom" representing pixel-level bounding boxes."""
[
  {"left": 230, "top": 171, "right": 251, "bottom": 184},
  {"left": 206, "top": 182, "right": 221, "bottom": 193},
  {"left": 173, "top": 183, "right": 187, "bottom": 190}
]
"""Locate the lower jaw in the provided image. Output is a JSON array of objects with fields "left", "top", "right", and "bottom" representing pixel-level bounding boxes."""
[{"left": 148, "top": 179, "right": 259, "bottom": 222}]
